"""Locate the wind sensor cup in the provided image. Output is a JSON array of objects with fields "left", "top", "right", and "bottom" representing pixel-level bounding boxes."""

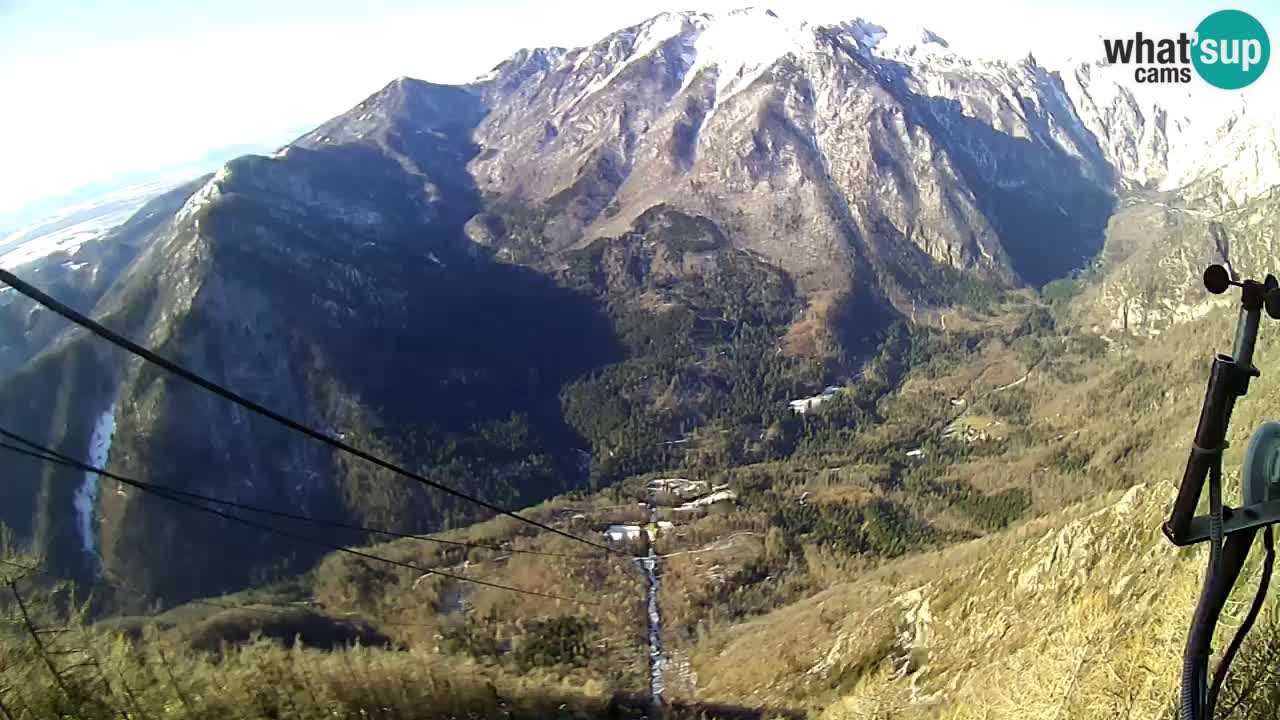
[{"left": 1165, "top": 265, "right": 1280, "bottom": 545}]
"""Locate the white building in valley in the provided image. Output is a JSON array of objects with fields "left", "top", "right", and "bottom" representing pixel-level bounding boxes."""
[
  {"left": 788, "top": 386, "right": 843, "bottom": 414},
  {"left": 604, "top": 524, "right": 644, "bottom": 542}
]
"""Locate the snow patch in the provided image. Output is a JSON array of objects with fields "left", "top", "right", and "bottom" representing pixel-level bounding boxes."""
[
  {"left": 0, "top": 228, "right": 104, "bottom": 268},
  {"left": 572, "top": 13, "right": 690, "bottom": 106},
  {"left": 565, "top": 9, "right": 816, "bottom": 113},
  {"left": 74, "top": 409, "right": 117, "bottom": 559},
  {"left": 842, "top": 19, "right": 888, "bottom": 49},
  {"left": 175, "top": 174, "right": 225, "bottom": 224},
  {"left": 675, "top": 8, "right": 816, "bottom": 107},
  {"left": 839, "top": 19, "right": 955, "bottom": 61}
]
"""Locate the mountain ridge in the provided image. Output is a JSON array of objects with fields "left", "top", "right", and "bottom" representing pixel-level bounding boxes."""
[{"left": 3, "top": 5, "right": 1279, "bottom": 609}]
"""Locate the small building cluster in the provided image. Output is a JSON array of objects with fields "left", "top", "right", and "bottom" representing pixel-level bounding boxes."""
[
  {"left": 604, "top": 524, "right": 644, "bottom": 542},
  {"left": 675, "top": 486, "right": 737, "bottom": 511},
  {"left": 600, "top": 478, "right": 743, "bottom": 543},
  {"left": 788, "top": 386, "right": 843, "bottom": 415},
  {"left": 648, "top": 478, "right": 710, "bottom": 498},
  {"left": 603, "top": 520, "right": 680, "bottom": 543}
]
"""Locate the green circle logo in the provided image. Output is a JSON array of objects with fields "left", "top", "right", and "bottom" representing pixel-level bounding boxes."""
[{"left": 1193, "top": 10, "right": 1270, "bottom": 89}]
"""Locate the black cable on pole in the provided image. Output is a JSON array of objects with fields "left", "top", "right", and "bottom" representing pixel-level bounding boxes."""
[
  {"left": 1208, "top": 524, "right": 1276, "bottom": 716},
  {"left": 0, "top": 429, "right": 595, "bottom": 561},
  {"left": 0, "top": 440, "right": 599, "bottom": 607},
  {"left": 0, "top": 268, "right": 614, "bottom": 556}
]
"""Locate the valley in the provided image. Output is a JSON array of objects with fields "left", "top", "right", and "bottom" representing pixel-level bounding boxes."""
[{"left": 3, "top": 6, "right": 1280, "bottom": 720}]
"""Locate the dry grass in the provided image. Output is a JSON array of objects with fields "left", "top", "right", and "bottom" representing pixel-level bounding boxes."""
[
  {"left": 2, "top": 627, "right": 633, "bottom": 720},
  {"left": 0, "top": 487, "right": 659, "bottom": 719},
  {"left": 304, "top": 495, "right": 651, "bottom": 691},
  {"left": 669, "top": 301, "right": 1280, "bottom": 717}
]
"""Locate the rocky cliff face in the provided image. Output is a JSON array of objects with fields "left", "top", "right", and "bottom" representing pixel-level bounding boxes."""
[
  {"left": 1076, "top": 171, "right": 1280, "bottom": 340},
  {"left": 468, "top": 9, "right": 1121, "bottom": 295},
  {"left": 1054, "top": 69, "right": 1280, "bottom": 339},
  {"left": 461, "top": 10, "right": 1277, "bottom": 342}
]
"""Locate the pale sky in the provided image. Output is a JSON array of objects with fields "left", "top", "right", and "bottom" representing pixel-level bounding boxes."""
[{"left": 0, "top": 0, "right": 1276, "bottom": 216}]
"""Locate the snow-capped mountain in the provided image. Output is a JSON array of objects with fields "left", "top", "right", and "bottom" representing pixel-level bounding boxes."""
[
  {"left": 1057, "top": 58, "right": 1276, "bottom": 196},
  {"left": 465, "top": 7, "right": 1280, "bottom": 333},
  {"left": 468, "top": 8, "right": 1124, "bottom": 296}
]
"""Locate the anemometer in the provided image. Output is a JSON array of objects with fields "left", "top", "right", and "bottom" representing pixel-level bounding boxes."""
[{"left": 1165, "top": 264, "right": 1280, "bottom": 720}]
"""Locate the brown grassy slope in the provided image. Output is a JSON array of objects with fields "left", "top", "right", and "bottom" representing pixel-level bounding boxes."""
[
  {"left": 303, "top": 491, "right": 651, "bottom": 691},
  {"left": 2, "top": 625, "right": 636, "bottom": 720},
  {"left": 641, "top": 303, "right": 1122, "bottom": 685},
  {"left": 1, "top": 495, "right": 783, "bottom": 720},
  {"left": 677, "top": 302, "right": 1280, "bottom": 718},
  {"left": 82, "top": 490, "right": 651, "bottom": 704}
]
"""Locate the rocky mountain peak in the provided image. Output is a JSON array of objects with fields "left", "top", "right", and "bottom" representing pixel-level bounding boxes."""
[
  {"left": 475, "top": 46, "right": 569, "bottom": 90},
  {"left": 831, "top": 18, "right": 953, "bottom": 58},
  {"left": 920, "top": 28, "right": 949, "bottom": 48}
]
